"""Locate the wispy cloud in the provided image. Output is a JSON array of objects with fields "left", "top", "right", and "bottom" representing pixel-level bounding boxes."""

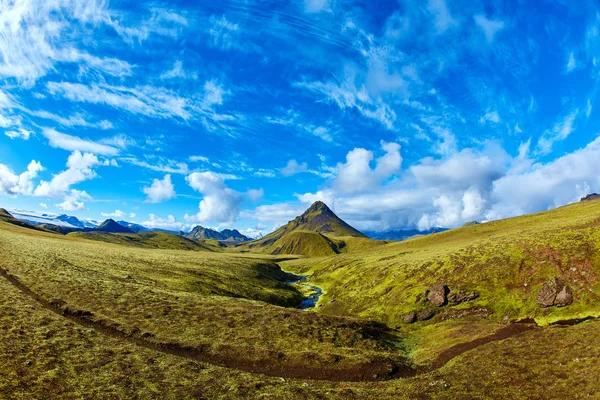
[
  {"left": 120, "top": 157, "right": 189, "bottom": 175},
  {"left": 46, "top": 82, "right": 192, "bottom": 120},
  {"left": 42, "top": 128, "right": 120, "bottom": 156},
  {"left": 536, "top": 110, "right": 579, "bottom": 155},
  {"left": 474, "top": 15, "right": 505, "bottom": 43}
]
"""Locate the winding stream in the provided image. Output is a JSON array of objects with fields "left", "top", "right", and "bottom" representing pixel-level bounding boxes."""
[{"left": 285, "top": 274, "right": 323, "bottom": 310}]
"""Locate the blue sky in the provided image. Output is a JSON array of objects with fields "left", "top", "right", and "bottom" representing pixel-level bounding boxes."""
[{"left": 1, "top": 0, "right": 600, "bottom": 236}]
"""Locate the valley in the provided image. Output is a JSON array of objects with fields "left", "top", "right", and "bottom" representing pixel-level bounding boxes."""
[{"left": 2, "top": 200, "right": 600, "bottom": 399}]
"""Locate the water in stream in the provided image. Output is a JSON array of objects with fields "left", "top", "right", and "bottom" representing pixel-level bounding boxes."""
[{"left": 285, "top": 275, "right": 323, "bottom": 310}]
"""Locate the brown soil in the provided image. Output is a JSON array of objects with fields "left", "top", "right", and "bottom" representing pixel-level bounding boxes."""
[{"left": 427, "top": 322, "right": 539, "bottom": 370}]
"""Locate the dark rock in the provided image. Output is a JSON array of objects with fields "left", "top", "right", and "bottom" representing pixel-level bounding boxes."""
[
  {"left": 581, "top": 193, "right": 600, "bottom": 202},
  {"left": 428, "top": 284, "right": 449, "bottom": 307},
  {"left": 447, "top": 289, "right": 479, "bottom": 306},
  {"left": 537, "top": 277, "right": 573, "bottom": 308},
  {"left": 402, "top": 311, "right": 417, "bottom": 324},
  {"left": 417, "top": 308, "right": 436, "bottom": 321}
]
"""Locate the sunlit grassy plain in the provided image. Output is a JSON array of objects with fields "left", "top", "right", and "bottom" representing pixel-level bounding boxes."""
[{"left": 2, "top": 202, "right": 600, "bottom": 398}]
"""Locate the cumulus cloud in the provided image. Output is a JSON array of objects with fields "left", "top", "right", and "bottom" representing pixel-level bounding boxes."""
[
  {"left": 333, "top": 141, "right": 402, "bottom": 194},
  {"left": 143, "top": 175, "right": 176, "bottom": 203},
  {"left": 0, "top": 160, "right": 44, "bottom": 196},
  {"left": 34, "top": 151, "right": 104, "bottom": 211},
  {"left": 39, "top": 202, "right": 47, "bottom": 208},
  {"left": 185, "top": 171, "right": 246, "bottom": 224},
  {"left": 142, "top": 214, "right": 187, "bottom": 231},
  {"left": 488, "top": 136, "right": 600, "bottom": 220},
  {"left": 250, "top": 138, "right": 600, "bottom": 233},
  {"left": 56, "top": 190, "right": 91, "bottom": 211}
]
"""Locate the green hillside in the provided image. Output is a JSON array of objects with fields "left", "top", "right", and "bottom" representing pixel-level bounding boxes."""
[
  {"left": 284, "top": 199, "right": 600, "bottom": 329},
  {"left": 68, "top": 230, "right": 220, "bottom": 251}
]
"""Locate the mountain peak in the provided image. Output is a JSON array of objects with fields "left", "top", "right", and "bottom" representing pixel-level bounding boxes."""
[
  {"left": 98, "top": 219, "right": 135, "bottom": 233},
  {"left": 305, "top": 201, "right": 333, "bottom": 215}
]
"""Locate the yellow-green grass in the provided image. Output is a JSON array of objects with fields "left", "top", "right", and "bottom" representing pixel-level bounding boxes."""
[
  {"left": 3, "top": 263, "right": 600, "bottom": 399},
  {"left": 67, "top": 230, "right": 221, "bottom": 251},
  {"left": 282, "top": 200, "right": 600, "bottom": 331},
  {"left": 0, "top": 220, "right": 408, "bottom": 381}
]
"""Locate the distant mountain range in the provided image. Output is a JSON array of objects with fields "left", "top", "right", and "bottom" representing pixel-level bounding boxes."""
[
  {"left": 187, "top": 225, "right": 250, "bottom": 242},
  {"left": 363, "top": 228, "right": 448, "bottom": 241},
  {"left": 6, "top": 206, "right": 444, "bottom": 245},
  {"left": 9, "top": 209, "right": 98, "bottom": 229}
]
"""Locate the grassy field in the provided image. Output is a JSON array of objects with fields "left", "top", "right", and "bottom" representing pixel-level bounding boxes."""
[{"left": 2, "top": 201, "right": 600, "bottom": 398}]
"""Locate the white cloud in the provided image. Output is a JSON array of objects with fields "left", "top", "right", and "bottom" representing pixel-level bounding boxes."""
[
  {"left": 333, "top": 141, "right": 402, "bottom": 194},
  {"left": 479, "top": 110, "right": 501, "bottom": 124},
  {"left": 4, "top": 128, "right": 32, "bottom": 140},
  {"left": 160, "top": 60, "right": 197, "bottom": 80},
  {"left": 428, "top": 0, "right": 458, "bottom": 34},
  {"left": 208, "top": 15, "right": 241, "bottom": 51},
  {"left": 142, "top": 214, "right": 187, "bottom": 232},
  {"left": 35, "top": 151, "right": 102, "bottom": 199},
  {"left": 0, "top": 0, "right": 132, "bottom": 85},
  {"left": 101, "top": 210, "right": 127, "bottom": 218},
  {"left": 26, "top": 110, "right": 113, "bottom": 130},
  {"left": 246, "top": 188, "right": 264, "bottom": 202},
  {"left": 474, "top": 15, "right": 505, "bottom": 43},
  {"left": 46, "top": 82, "right": 192, "bottom": 120},
  {"left": 56, "top": 190, "right": 90, "bottom": 211},
  {"left": 0, "top": 160, "right": 44, "bottom": 196},
  {"left": 189, "top": 155, "right": 209, "bottom": 163},
  {"left": 295, "top": 64, "right": 400, "bottom": 130},
  {"left": 143, "top": 175, "right": 176, "bottom": 203},
  {"left": 536, "top": 110, "right": 579, "bottom": 155},
  {"left": 120, "top": 158, "right": 189, "bottom": 174},
  {"left": 39, "top": 202, "right": 47, "bottom": 208},
  {"left": 185, "top": 171, "right": 244, "bottom": 224},
  {"left": 281, "top": 160, "right": 308, "bottom": 176},
  {"left": 42, "top": 128, "right": 119, "bottom": 156},
  {"left": 488, "top": 137, "right": 600, "bottom": 220},
  {"left": 566, "top": 52, "right": 578, "bottom": 73}
]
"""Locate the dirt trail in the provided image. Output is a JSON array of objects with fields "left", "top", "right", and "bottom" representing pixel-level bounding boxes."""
[{"left": 0, "top": 266, "right": 552, "bottom": 382}]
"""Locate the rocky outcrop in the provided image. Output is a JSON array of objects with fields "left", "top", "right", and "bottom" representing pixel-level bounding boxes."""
[
  {"left": 426, "top": 284, "right": 478, "bottom": 307},
  {"left": 581, "top": 193, "right": 600, "bottom": 202},
  {"left": 416, "top": 308, "right": 436, "bottom": 321},
  {"left": 402, "top": 285, "right": 480, "bottom": 324},
  {"left": 537, "top": 277, "right": 573, "bottom": 308},
  {"left": 402, "top": 311, "right": 417, "bottom": 324},
  {"left": 428, "top": 284, "right": 449, "bottom": 306},
  {"left": 448, "top": 290, "right": 479, "bottom": 306}
]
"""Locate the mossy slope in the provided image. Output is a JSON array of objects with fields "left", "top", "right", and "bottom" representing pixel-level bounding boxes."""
[{"left": 284, "top": 199, "right": 600, "bottom": 327}]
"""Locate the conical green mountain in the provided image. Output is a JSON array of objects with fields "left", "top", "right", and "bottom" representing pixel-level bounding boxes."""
[
  {"left": 97, "top": 219, "right": 135, "bottom": 234},
  {"left": 265, "top": 201, "right": 366, "bottom": 241},
  {"left": 246, "top": 201, "right": 374, "bottom": 257}
]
